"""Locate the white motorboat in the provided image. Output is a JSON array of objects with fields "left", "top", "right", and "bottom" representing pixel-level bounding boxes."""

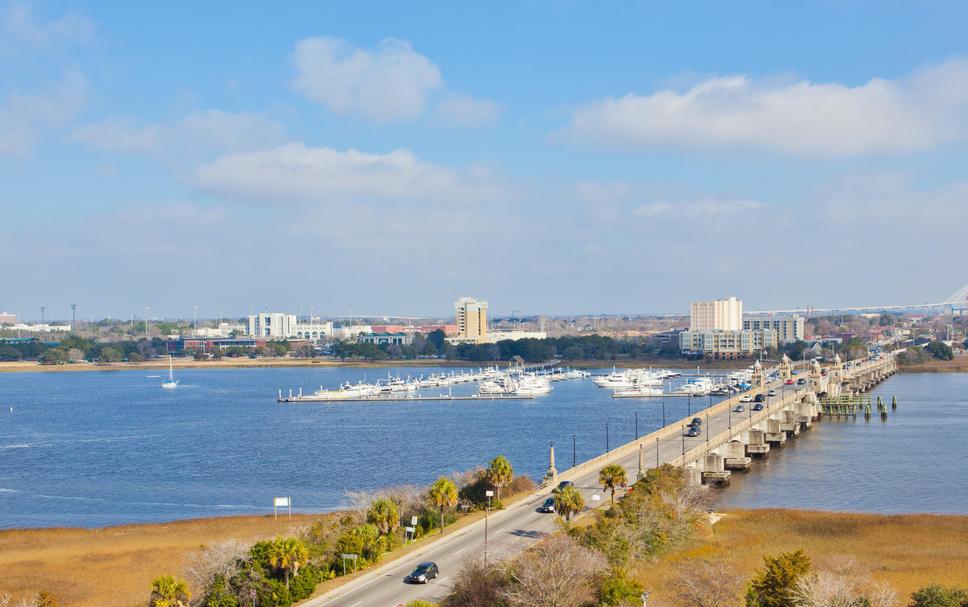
[
  {"left": 612, "top": 385, "right": 663, "bottom": 397},
  {"left": 514, "top": 374, "right": 552, "bottom": 396},
  {"left": 161, "top": 355, "right": 179, "bottom": 389},
  {"left": 479, "top": 377, "right": 517, "bottom": 395},
  {"left": 675, "top": 377, "right": 714, "bottom": 396}
]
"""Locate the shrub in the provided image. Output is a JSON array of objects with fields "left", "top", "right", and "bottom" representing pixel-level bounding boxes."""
[
  {"left": 289, "top": 564, "right": 325, "bottom": 601},
  {"left": 910, "top": 584, "right": 968, "bottom": 607},
  {"left": 745, "top": 550, "right": 811, "bottom": 607},
  {"left": 508, "top": 475, "right": 535, "bottom": 495},
  {"left": 256, "top": 578, "right": 291, "bottom": 607},
  {"left": 201, "top": 575, "right": 238, "bottom": 607},
  {"left": 597, "top": 568, "right": 643, "bottom": 606}
]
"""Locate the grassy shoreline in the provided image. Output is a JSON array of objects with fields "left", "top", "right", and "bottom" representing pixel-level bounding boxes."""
[{"left": 2, "top": 508, "right": 965, "bottom": 606}]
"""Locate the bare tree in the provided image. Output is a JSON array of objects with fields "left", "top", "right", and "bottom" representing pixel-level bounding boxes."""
[
  {"left": 184, "top": 539, "right": 250, "bottom": 602},
  {"left": 504, "top": 534, "right": 607, "bottom": 607},
  {"left": 674, "top": 557, "right": 744, "bottom": 607},
  {"left": 443, "top": 557, "right": 508, "bottom": 607},
  {"left": 793, "top": 562, "right": 897, "bottom": 607}
]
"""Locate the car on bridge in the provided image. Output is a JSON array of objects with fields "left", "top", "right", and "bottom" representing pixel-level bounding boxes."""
[
  {"left": 740, "top": 394, "right": 753, "bottom": 402},
  {"left": 685, "top": 426, "right": 702, "bottom": 437},
  {"left": 754, "top": 394, "right": 766, "bottom": 403},
  {"left": 405, "top": 562, "right": 439, "bottom": 584},
  {"left": 797, "top": 378, "right": 806, "bottom": 385},
  {"left": 785, "top": 379, "right": 795, "bottom": 385},
  {"left": 538, "top": 497, "right": 556, "bottom": 513},
  {"left": 768, "top": 389, "right": 776, "bottom": 396},
  {"left": 556, "top": 480, "right": 574, "bottom": 491},
  {"left": 752, "top": 403, "right": 764, "bottom": 411},
  {"left": 733, "top": 404, "right": 745, "bottom": 412},
  {"left": 690, "top": 417, "right": 703, "bottom": 426}
]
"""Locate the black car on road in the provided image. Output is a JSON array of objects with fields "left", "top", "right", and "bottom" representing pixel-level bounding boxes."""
[
  {"left": 538, "top": 497, "right": 556, "bottom": 513},
  {"left": 752, "top": 403, "right": 764, "bottom": 411},
  {"left": 685, "top": 426, "right": 702, "bottom": 437},
  {"left": 405, "top": 562, "right": 439, "bottom": 584}
]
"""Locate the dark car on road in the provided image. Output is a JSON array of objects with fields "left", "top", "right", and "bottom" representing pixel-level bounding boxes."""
[
  {"left": 405, "top": 562, "right": 439, "bottom": 584},
  {"left": 754, "top": 394, "right": 766, "bottom": 403},
  {"left": 538, "top": 497, "right": 556, "bottom": 513},
  {"left": 752, "top": 403, "right": 764, "bottom": 411},
  {"left": 690, "top": 417, "right": 703, "bottom": 426},
  {"left": 733, "top": 404, "right": 745, "bottom": 412},
  {"left": 556, "top": 480, "right": 574, "bottom": 492},
  {"left": 685, "top": 426, "right": 702, "bottom": 437},
  {"left": 797, "top": 378, "right": 806, "bottom": 385}
]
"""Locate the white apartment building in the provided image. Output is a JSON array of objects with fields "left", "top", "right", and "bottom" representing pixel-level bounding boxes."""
[
  {"left": 690, "top": 297, "right": 743, "bottom": 331},
  {"left": 743, "top": 315, "right": 805, "bottom": 344},
  {"left": 248, "top": 313, "right": 296, "bottom": 338},
  {"left": 331, "top": 324, "right": 371, "bottom": 341},
  {"left": 294, "top": 320, "right": 333, "bottom": 341}
]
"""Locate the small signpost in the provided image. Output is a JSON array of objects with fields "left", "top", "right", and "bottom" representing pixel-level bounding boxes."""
[
  {"left": 404, "top": 525, "right": 416, "bottom": 544},
  {"left": 341, "top": 553, "right": 359, "bottom": 576},
  {"left": 273, "top": 496, "right": 291, "bottom": 520},
  {"left": 411, "top": 515, "right": 418, "bottom": 526}
]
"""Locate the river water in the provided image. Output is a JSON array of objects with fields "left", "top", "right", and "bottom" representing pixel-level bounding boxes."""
[{"left": 0, "top": 368, "right": 963, "bottom": 528}]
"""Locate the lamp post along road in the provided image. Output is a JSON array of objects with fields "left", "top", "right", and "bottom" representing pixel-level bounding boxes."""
[{"left": 484, "top": 490, "right": 493, "bottom": 568}]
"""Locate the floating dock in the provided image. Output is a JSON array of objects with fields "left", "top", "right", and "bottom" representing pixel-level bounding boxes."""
[{"left": 278, "top": 392, "right": 535, "bottom": 403}]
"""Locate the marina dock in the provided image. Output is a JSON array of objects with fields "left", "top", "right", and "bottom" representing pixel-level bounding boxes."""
[{"left": 278, "top": 392, "right": 535, "bottom": 403}]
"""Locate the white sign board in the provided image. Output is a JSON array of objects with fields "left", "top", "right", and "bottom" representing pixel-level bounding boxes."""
[
  {"left": 405, "top": 526, "right": 415, "bottom": 533},
  {"left": 273, "top": 497, "right": 291, "bottom": 507},
  {"left": 485, "top": 490, "right": 494, "bottom": 497},
  {"left": 592, "top": 494, "right": 601, "bottom": 502},
  {"left": 411, "top": 515, "right": 418, "bottom": 525}
]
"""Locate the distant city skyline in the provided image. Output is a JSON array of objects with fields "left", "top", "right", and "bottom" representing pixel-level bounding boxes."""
[{"left": 3, "top": 2, "right": 968, "bottom": 317}]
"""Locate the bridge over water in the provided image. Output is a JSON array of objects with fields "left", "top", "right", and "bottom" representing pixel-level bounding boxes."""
[{"left": 312, "top": 353, "right": 899, "bottom": 607}]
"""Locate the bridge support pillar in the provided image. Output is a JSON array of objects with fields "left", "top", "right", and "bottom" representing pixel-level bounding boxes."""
[{"left": 545, "top": 442, "right": 558, "bottom": 485}]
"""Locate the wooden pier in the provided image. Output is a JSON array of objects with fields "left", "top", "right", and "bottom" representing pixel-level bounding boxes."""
[{"left": 278, "top": 393, "right": 536, "bottom": 404}]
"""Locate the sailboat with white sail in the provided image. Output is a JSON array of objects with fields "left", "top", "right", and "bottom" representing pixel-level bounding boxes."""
[{"left": 161, "top": 355, "right": 179, "bottom": 389}]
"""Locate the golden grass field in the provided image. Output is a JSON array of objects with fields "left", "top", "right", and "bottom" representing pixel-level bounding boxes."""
[
  {"left": 0, "top": 514, "right": 324, "bottom": 607},
  {"left": 637, "top": 509, "right": 968, "bottom": 606},
  {"left": 898, "top": 352, "right": 968, "bottom": 372}
]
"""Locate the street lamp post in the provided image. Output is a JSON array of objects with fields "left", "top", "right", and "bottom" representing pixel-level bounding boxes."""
[
  {"left": 681, "top": 426, "right": 685, "bottom": 455},
  {"left": 706, "top": 413, "right": 709, "bottom": 443},
  {"left": 572, "top": 434, "right": 576, "bottom": 468},
  {"left": 484, "top": 489, "right": 493, "bottom": 568},
  {"left": 641, "top": 591, "right": 650, "bottom": 607},
  {"left": 662, "top": 401, "right": 666, "bottom": 426},
  {"left": 688, "top": 396, "right": 691, "bottom": 416},
  {"left": 193, "top": 305, "right": 198, "bottom": 338},
  {"left": 605, "top": 423, "right": 609, "bottom": 452},
  {"left": 634, "top": 412, "right": 639, "bottom": 439}
]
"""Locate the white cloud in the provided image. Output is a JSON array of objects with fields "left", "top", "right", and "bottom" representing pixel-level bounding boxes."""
[
  {"left": 0, "top": 69, "right": 88, "bottom": 155},
  {"left": 634, "top": 196, "right": 764, "bottom": 218},
  {"left": 70, "top": 110, "right": 287, "bottom": 154},
  {"left": 195, "top": 142, "right": 500, "bottom": 203},
  {"left": 434, "top": 92, "right": 501, "bottom": 127},
  {"left": 292, "top": 37, "right": 443, "bottom": 123},
  {"left": 566, "top": 59, "right": 968, "bottom": 155},
  {"left": 1, "top": 3, "right": 95, "bottom": 48}
]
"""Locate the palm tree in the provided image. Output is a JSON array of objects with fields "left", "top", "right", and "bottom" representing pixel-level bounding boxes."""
[
  {"left": 553, "top": 485, "right": 584, "bottom": 521},
  {"left": 428, "top": 476, "right": 458, "bottom": 534},
  {"left": 486, "top": 455, "right": 514, "bottom": 501},
  {"left": 599, "top": 464, "right": 628, "bottom": 505},
  {"left": 268, "top": 537, "right": 309, "bottom": 588},
  {"left": 148, "top": 575, "right": 191, "bottom": 607},
  {"left": 366, "top": 497, "right": 401, "bottom": 538}
]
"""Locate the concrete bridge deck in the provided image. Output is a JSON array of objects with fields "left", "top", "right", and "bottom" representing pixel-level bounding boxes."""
[{"left": 308, "top": 353, "right": 898, "bottom": 607}]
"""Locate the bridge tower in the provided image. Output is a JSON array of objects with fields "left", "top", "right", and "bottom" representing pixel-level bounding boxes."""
[
  {"left": 780, "top": 354, "right": 793, "bottom": 381},
  {"left": 808, "top": 358, "right": 826, "bottom": 394},
  {"left": 828, "top": 353, "right": 844, "bottom": 397},
  {"left": 545, "top": 442, "right": 558, "bottom": 484},
  {"left": 751, "top": 359, "right": 765, "bottom": 390}
]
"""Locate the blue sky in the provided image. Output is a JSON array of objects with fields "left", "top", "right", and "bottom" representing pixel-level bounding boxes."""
[{"left": 3, "top": 1, "right": 968, "bottom": 320}]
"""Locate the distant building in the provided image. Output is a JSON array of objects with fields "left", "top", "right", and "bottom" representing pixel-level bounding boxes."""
[
  {"left": 10, "top": 323, "right": 71, "bottom": 333},
  {"left": 743, "top": 315, "right": 804, "bottom": 344},
  {"left": 294, "top": 320, "right": 333, "bottom": 341},
  {"left": 680, "top": 329, "right": 777, "bottom": 359},
  {"left": 331, "top": 324, "right": 371, "bottom": 341},
  {"left": 0, "top": 312, "right": 16, "bottom": 326},
  {"left": 480, "top": 330, "right": 548, "bottom": 343},
  {"left": 690, "top": 297, "right": 743, "bottom": 331},
  {"left": 248, "top": 313, "right": 296, "bottom": 338},
  {"left": 358, "top": 332, "right": 413, "bottom": 346},
  {"left": 454, "top": 297, "right": 488, "bottom": 343},
  {"left": 167, "top": 337, "right": 269, "bottom": 353}
]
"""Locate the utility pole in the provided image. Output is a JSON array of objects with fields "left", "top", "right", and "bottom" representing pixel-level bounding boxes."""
[
  {"left": 71, "top": 304, "right": 76, "bottom": 333},
  {"left": 40, "top": 306, "right": 45, "bottom": 324},
  {"left": 144, "top": 306, "right": 150, "bottom": 340},
  {"left": 193, "top": 305, "right": 198, "bottom": 338},
  {"left": 16, "top": 306, "right": 20, "bottom": 338}
]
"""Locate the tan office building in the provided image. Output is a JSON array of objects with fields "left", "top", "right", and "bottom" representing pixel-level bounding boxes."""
[
  {"left": 454, "top": 297, "right": 488, "bottom": 343},
  {"left": 690, "top": 297, "right": 743, "bottom": 331}
]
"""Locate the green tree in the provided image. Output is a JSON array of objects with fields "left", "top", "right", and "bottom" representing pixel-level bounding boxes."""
[
  {"left": 39, "top": 348, "right": 69, "bottom": 365},
  {"left": 267, "top": 537, "right": 309, "bottom": 588},
  {"left": 366, "top": 498, "right": 401, "bottom": 538},
  {"left": 745, "top": 550, "right": 811, "bottom": 607},
  {"left": 428, "top": 477, "right": 458, "bottom": 534},
  {"left": 554, "top": 484, "right": 585, "bottom": 521},
  {"left": 148, "top": 574, "right": 191, "bottom": 607},
  {"left": 486, "top": 455, "right": 514, "bottom": 501},
  {"left": 599, "top": 464, "right": 628, "bottom": 506},
  {"left": 910, "top": 584, "right": 968, "bottom": 607},
  {"left": 406, "top": 601, "right": 440, "bottom": 607},
  {"left": 99, "top": 346, "right": 122, "bottom": 363},
  {"left": 926, "top": 340, "right": 954, "bottom": 360},
  {"left": 127, "top": 352, "right": 144, "bottom": 363}
]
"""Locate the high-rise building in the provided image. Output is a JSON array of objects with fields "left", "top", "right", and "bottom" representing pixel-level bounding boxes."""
[
  {"left": 690, "top": 297, "right": 743, "bottom": 331},
  {"left": 454, "top": 297, "right": 488, "bottom": 343},
  {"left": 248, "top": 313, "right": 296, "bottom": 338}
]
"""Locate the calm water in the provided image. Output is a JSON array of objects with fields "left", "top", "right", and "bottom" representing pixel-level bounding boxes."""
[
  {"left": 0, "top": 366, "right": 716, "bottom": 528},
  {"left": 715, "top": 372, "right": 968, "bottom": 514},
  {"left": 0, "top": 369, "right": 964, "bottom": 528}
]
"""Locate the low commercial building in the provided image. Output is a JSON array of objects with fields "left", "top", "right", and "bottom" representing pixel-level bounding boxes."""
[
  {"left": 332, "top": 324, "right": 372, "bottom": 341},
  {"left": 10, "top": 323, "right": 71, "bottom": 333},
  {"left": 680, "top": 329, "right": 778, "bottom": 359},
  {"left": 743, "top": 315, "right": 804, "bottom": 344},
  {"left": 358, "top": 332, "right": 413, "bottom": 346}
]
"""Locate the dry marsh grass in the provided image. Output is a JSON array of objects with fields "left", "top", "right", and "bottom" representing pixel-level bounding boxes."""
[
  {"left": 0, "top": 514, "right": 325, "bottom": 607},
  {"left": 636, "top": 509, "right": 968, "bottom": 607}
]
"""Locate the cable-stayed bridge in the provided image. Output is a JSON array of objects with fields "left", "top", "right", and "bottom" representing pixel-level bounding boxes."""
[{"left": 749, "top": 283, "right": 968, "bottom": 317}]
